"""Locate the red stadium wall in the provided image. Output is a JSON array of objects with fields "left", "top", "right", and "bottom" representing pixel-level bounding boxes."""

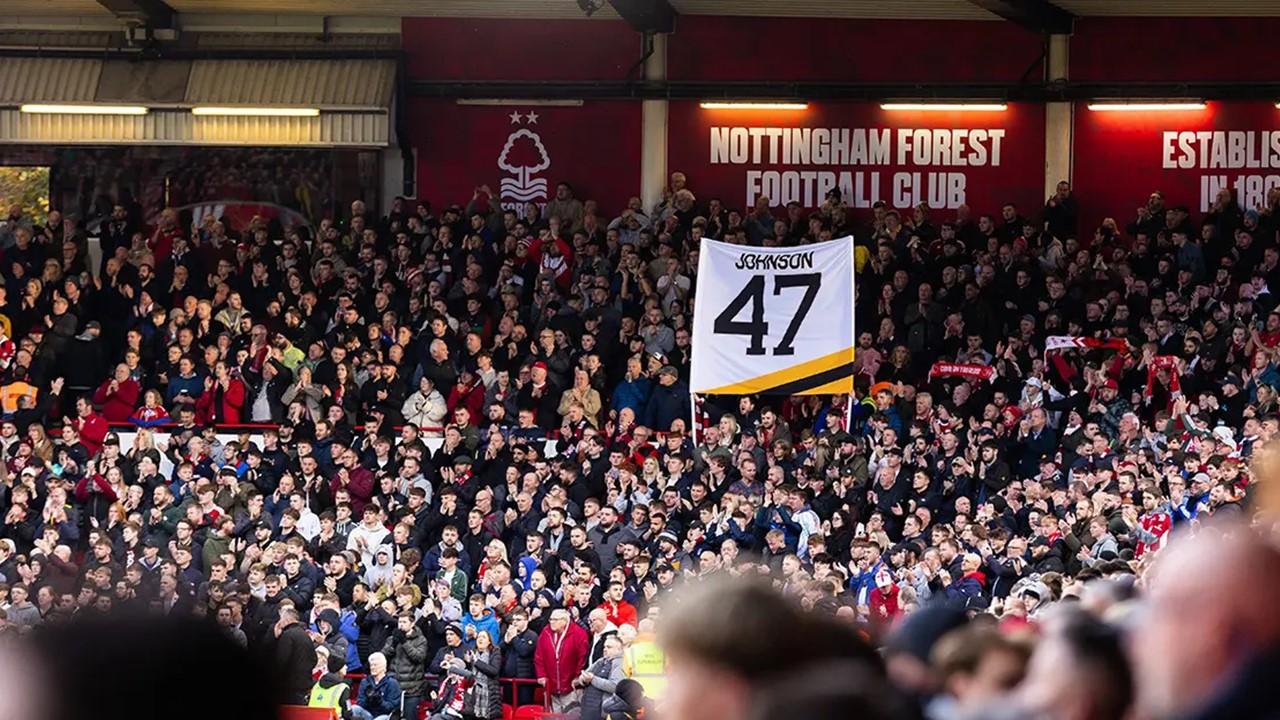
[
  {"left": 402, "top": 17, "right": 640, "bottom": 82},
  {"left": 666, "top": 16, "right": 1043, "bottom": 83},
  {"left": 1072, "top": 101, "right": 1280, "bottom": 231},
  {"left": 401, "top": 16, "right": 1280, "bottom": 226},
  {"left": 1071, "top": 17, "right": 1280, "bottom": 83},
  {"left": 666, "top": 101, "right": 1045, "bottom": 215},
  {"left": 1070, "top": 17, "right": 1280, "bottom": 231},
  {"left": 406, "top": 98, "right": 642, "bottom": 215}
]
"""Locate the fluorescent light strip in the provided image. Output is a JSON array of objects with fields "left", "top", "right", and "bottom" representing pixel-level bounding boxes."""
[
  {"left": 1087, "top": 102, "right": 1206, "bottom": 112},
  {"left": 191, "top": 106, "right": 320, "bottom": 117},
  {"left": 20, "top": 103, "right": 148, "bottom": 115},
  {"left": 881, "top": 103, "right": 1008, "bottom": 112},
  {"left": 699, "top": 102, "right": 809, "bottom": 110}
]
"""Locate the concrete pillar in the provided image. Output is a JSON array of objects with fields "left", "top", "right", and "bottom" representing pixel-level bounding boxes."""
[
  {"left": 640, "top": 33, "right": 668, "bottom": 215},
  {"left": 381, "top": 146, "right": 408, "bottom": 213},
  {"left": 1044, "top": 33, "right": 1072, "bottom": 200}
]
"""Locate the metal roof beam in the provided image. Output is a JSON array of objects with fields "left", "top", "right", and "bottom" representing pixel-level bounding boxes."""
[
  {"left": 95, "top": 0, "right": 177, "bottom": 29},
  {"left": 966, "top": 0, "right": 1074, "bottom": 33}
]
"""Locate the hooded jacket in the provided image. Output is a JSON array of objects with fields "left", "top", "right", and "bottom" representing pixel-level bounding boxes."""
[
  {"left": 461, "top": 608, "right": 501, "bottom": 645},
  {"left": 363, "top": 548, "right": 394, "bottom": 590},
  {"left": 315, "top": 609, "right": 349, "bottom": 663}
]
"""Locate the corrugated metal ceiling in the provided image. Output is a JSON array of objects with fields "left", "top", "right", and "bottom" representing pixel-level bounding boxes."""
[
  {"left": 0, "top": 57, "right": 394, "bottom": 109},
  {"left": 185, "top": 59, "right": 396, "bottom": 107},
  {"left": 0, "top": 58, "right": 100, "bottom": 104}
]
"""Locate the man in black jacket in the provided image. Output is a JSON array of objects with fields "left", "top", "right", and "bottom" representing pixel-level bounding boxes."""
[
  {"left": 501, "top": 608, "right": 538, "bottom": 705},
  {"left": 273, "top": 606, "right": 318, "bottom": 704},
  {"left": 241, "top": 350, "right": 293, "bottom": 424}
]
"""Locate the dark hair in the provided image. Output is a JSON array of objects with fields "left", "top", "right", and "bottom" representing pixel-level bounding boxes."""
[
  {"left": 1055, "top": 610, "right": 1133, "bottom": 720},
  {"left": 659, "top": 575, "right": 880, "bottom": 681}
]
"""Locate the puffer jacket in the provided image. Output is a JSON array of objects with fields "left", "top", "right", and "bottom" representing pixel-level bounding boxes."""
[
  {"left": 382, "top": 625, "right": 430, "bottom": 696},
  {"left": 401, "top": 388, "right": 447, "bottom": 430}
]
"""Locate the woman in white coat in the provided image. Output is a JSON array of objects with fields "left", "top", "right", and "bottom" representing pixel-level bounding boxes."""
[{"left": 402, "top": 376, "right": 448, "bottom": 437}]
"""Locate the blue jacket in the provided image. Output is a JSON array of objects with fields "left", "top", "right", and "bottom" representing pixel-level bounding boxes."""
[
  {"left": 611, "top": 376, "right": 651, "bottom": 418},
  {"left": 946, "top": 572, "right": 988, "bottom": 608},
  {"left": 356, "top": 674, "right": 402, "bottom": 716},
  {"left": 849, "top": 560, "right": 884, "bottom": 606},
  {"left": 461, "top": 609, "right": 501, "bottom": 644},
  {"left": 338, "top": 608, "right": 362, "bottom": 671},
  {"left": 881, "top": 406, "right": 905, "bottom": 437}
]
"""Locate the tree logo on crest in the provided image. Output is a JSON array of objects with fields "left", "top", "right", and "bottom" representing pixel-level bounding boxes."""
[{"left": 498, "top": 112, "right": 551, "bottom": 207}]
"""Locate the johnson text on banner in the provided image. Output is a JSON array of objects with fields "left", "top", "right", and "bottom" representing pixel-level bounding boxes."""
[{"left": 690, "top": 238, "right": 855, "bottom": 395}]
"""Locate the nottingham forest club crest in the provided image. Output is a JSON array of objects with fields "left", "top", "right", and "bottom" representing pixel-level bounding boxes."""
[{"left": 497, "top": 110, "right": 551, "bottom": 211}]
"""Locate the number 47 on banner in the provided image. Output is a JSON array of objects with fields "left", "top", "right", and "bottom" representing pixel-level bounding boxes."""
[{"left": 713, "top": 273, "right": 822, "bottom": 356}]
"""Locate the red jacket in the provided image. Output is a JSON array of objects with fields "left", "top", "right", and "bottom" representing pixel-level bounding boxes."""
[
  {"left": 73, "top": 412, "right": 110, "bottom": 456},
  {"left": 195, "top": 378, "right": 246, "bottom": 425},
  {"left": 534, "top": 622, "right": 589, "bottom": 695},
  {"left": 93, "top": 378, "right": 141, "bottom": 423}
]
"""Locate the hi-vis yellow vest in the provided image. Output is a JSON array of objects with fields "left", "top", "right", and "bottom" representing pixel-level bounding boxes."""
[
  {"left": 623, "top": 637, "right": 666, "bottom": 700},
  {"left": 308, "top": 682, "right": 345, "bottom": 714}
]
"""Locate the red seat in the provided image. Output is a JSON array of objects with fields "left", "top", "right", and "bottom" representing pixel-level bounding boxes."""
[
  {"left": 502, "top": 704, "right": 516, "bottom": 720},
  {"left": 511, "top": 704, "right": 547, "bottom": 720}
]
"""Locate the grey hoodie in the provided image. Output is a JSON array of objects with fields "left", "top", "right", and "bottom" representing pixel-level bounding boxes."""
[{"left": 6, "top": 601, "right": 40, "bottom": 628}]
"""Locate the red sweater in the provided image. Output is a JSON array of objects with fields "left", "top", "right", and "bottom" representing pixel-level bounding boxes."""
[
  {"left": 602, "top": 599, "right": 638, "bottom": 629},
  {"left": 93, "top": 378, "right": 141, "bottom": 423},
  {"left": 73, "top": 413, "right": 110, "bottom": 456}
]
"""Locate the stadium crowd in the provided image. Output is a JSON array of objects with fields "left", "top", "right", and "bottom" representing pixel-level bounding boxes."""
[{"left": 0, "top": 173, "right": 1275, "bottom": 720}]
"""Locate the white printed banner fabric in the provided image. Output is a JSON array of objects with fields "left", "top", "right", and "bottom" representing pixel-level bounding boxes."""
[{"left": 690, "top": 238, "right": 856, "bottom": 396}]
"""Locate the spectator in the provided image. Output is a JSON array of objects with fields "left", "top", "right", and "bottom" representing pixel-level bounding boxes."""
[
  {"left": 577, "top": 634, "right": 626, "bottom": 720},
  {"left": 1131, "top": 525, "right": 1280, "bottom": 720},
  {"left": 500, "top": 608, "right": 538, "bottom": 705},
  {"left": 309, "top": 653, "right": 354, "bottom": 719},
  {"left": 534, "top": 608, "right": 590, "bottom": 714},
  {"left": 274, "top": 606, "right": 319, "bottom": 705},
  {"left": 352, "top": 651, "right": 401, "bottom": 720},
  {"left": 383, "top": 612, "right": 429, "bottom": 719},
  {"left": 92, "top": 364, "right": 140, "bottom": 423}
]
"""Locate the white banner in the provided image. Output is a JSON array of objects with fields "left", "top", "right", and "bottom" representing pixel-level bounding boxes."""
[{"left": 690, "top": 238, "right": 855, "bottom": 395}]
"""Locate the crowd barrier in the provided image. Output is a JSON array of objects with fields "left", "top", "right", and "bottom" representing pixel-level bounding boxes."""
[{"left": 330, "top": 674, "right": 551, "bottom": 720}]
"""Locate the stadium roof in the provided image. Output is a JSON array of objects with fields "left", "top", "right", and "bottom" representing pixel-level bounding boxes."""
[{"left": 7, "top": 0, "right": 1280, "bottom": 20}]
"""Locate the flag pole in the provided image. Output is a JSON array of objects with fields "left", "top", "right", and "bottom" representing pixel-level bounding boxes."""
[{"left": 690, "top": 392, "right": 699, "bottom": 445}]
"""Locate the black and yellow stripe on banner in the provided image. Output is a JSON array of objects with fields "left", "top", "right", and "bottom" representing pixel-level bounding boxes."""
[{"left": 698, "top": 346, "right": 855, "bottom": 395}]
